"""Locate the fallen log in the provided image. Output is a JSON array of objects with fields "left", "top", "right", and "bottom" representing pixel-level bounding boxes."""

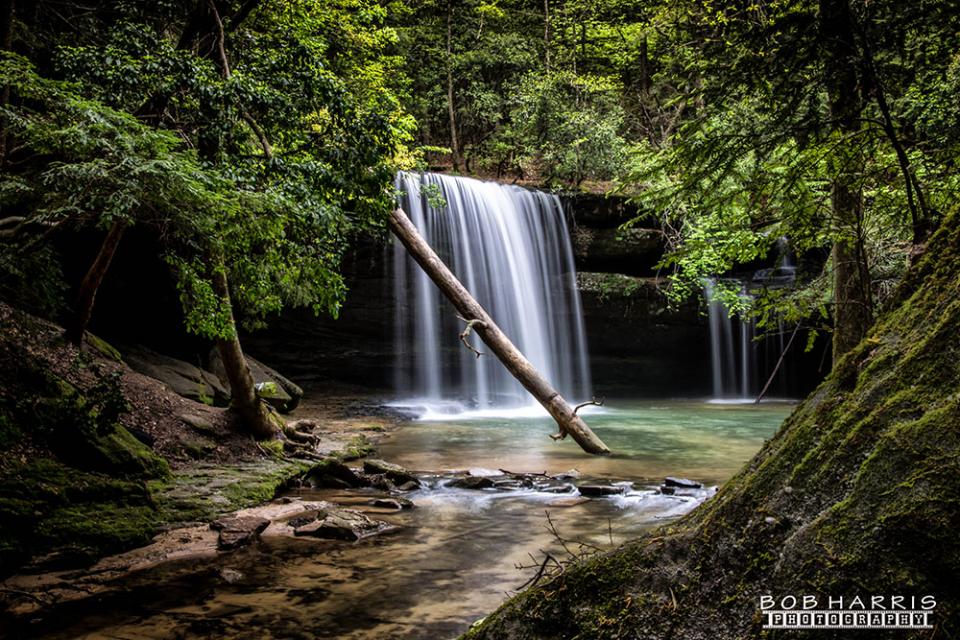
[{"left": 389, "top": 207, "right": 611, "bottom": 456}]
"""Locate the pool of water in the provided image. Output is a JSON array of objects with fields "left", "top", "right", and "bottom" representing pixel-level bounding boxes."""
[
  {"left": 27, "top": 400, "right": 792, "bottom": 640},
  {"left": 380, "top": 399, "right": 793, "bottom": 485}
]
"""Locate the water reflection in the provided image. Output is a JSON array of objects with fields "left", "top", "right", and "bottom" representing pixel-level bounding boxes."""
[{"left": 32, "top": 400, "right": 790, "bottom": 640}]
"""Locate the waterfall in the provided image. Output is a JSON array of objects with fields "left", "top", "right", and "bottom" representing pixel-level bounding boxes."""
[
  {"left": 706, "top": 237, "right": 799, "bottom": 400},
  {"left": 705, "top": 280, "right": 756, "bottom": 401},
  {"left": 392, "top": 171, "right": 591, "bottom": 414}
]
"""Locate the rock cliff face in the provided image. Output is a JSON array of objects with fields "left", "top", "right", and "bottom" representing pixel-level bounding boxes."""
[
  {"left": 241, "top": 194, "right": 717, "bottom": 397},
  {"left": 461, "top": 212, "right": 960, "bottom": 639},
  {"left": 561, "top": 193, "right": 714, "bottom": 396},
  {"left": 74, "top": 189, "right": 819, "bottom": 399},
  {"left": 243, "top": 192, "right": 823, "bottom": 399}
]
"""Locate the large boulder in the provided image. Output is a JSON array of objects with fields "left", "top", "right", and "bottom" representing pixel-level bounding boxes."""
[
  {"left": 208, "top": 351, "right": 303, "bottom": 413},
  {"left": 292, "top": 508, "right": 397, "bottom": 541},
  {"left": 122, "top": 346, "right": 230, "bottom": 407}
]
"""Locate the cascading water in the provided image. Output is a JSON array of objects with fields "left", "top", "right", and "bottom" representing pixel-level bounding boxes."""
[
  {"left": 392, "top": 171, "right": 591, "bottom": 415},
  {"left": 705, "top": 240, "right": 798, "bottom": 401},
  {"left": 705, "top": 280, "right": 756, "bottom": 400}
]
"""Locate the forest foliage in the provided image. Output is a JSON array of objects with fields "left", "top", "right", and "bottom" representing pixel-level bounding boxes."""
[
  {"left": 393, "top": 0, "right": 960, "bottom": 357},
  {"left": 1, "top": 0, "right": 959, "bottom": 432}
]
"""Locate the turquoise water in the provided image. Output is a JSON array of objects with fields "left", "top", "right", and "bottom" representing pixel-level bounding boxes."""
[{"left": 380, "top": 400, "right": 794, "bottom": 485}]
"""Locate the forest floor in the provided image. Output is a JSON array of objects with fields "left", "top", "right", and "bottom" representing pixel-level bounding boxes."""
[{"left": 0, "top": 303, "right": 405, "bottom": 623}]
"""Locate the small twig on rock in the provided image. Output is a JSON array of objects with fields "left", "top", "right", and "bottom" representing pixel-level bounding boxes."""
[
  {"left": 515, "top": 550, "right": 563, "bottom": 591},
  {"left": 545, "top": 510, "right": 605, "bottom": 557},
  {"left": 456, "top": 314, "right": 487, "bottom": 358},
  {"left": 572, "top": 397, "right": 604, "bottom": 416}
]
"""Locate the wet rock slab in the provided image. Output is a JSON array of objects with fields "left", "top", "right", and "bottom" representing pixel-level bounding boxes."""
[
  {"left": 371, "top": 497, "right": 415, "bottom": 510},
  {"left": 362, "top": 459, "right": 421, "bottom": 488},
  {"left": 211, "top": 516, "right": 271, "bottom": 550},
  {"left": 663, "top": 476, "right": 702, "bottom": 489},
  {"left": 292, "top": 508, "right": 398, "bottom": 541},
  {"left": 442, "top": 470, "right": 588, "bottom": 495},
  {"left": 448, "top": 476, "right": 496, "bottom": 490}
]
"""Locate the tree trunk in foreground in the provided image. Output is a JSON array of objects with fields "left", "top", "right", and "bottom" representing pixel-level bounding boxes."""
[
  {"left": 389, "top": 207, "right": 611, "bottom": 456},
  {"left": 820, "top": 0, "right": 873, "bottom": 362},
  {"left": 210, "top": 263, "right": 279, "bottom": 440},
  {"left": 66, "top": 218, "right": 128, "bottom": 345}
]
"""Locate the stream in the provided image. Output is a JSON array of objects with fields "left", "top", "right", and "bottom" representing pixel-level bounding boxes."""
[{"left": 32, "top": 400, "right": 791, "bottom": 640}]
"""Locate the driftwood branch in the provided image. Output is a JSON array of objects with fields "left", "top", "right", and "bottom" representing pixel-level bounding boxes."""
[
  {"left": 457, "top": 314, "right": 487, "bottom": 358},
  {"left": 572, "top": 397, "right": 604, "bottom": 416},
  {"left": 389, "top": 207, "right": 611, "bottom": 456},
  {"left": 515, "top": 551, "right": 563, "bottom": 591}
]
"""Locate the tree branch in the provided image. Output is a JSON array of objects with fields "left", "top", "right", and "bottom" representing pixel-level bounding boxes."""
[
  {"left": 572, "top": 397, "right": 604, "bottom": 416},
  {"left": 207, "top": 0, "right": 231, "bottom": 76},
  {"left": 456, "top": 314, "right": 487, "bottom": 358}
]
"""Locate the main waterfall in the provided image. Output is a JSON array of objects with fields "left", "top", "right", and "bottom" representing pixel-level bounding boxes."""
[{"left": 392, "top": 171, "right": 591, "bottom": 414}]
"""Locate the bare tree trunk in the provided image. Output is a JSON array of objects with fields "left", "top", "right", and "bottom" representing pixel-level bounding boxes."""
[
  {"left": 830, "top": 217, "right": 872, "bottom": 360},
  {"left": 638, "top": 36, "right": 650, "bottom": 94},
  {"left": 543, "top": 0, "right": 550, "bottom": 74},
  {"left": 820, "top": 0, "right": 873, "bottom": 361},
  {"left": 389, "top": 208, "right": 611, "bottom": 456},
  {"left": 446, "top": 0, "right": 462, "bottom": 171},
  {"left": 210, "top": 261, "right": 279, "bottom": 439},
  {"left": 66, "top": 219, "right": 127, "bottom": 345}
]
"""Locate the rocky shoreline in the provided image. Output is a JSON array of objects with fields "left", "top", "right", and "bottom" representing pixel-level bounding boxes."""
[{"left": 1, "top": 436, "right": 717, "bottom": 629}]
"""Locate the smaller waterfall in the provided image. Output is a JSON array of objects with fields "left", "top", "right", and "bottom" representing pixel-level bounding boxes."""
[
  {"left": 705, "top": 280, "right": 756, "bottom": 401},
  {"left": 706, "top": 237, "right": 799, "bottom": 401}
]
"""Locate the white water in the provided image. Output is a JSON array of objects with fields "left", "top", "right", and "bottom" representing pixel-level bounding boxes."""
[
  {"left": 705, "top": 239, "right": 798, "bottom": 402},
  {"left": 705, "top": 279, "right": 756, "bottom": 401},
  {"left": 392, "top": 172, "right": 591, "bottom": 414}
]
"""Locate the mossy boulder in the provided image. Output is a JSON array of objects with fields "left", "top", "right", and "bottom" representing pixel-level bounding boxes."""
[
  {"left": 0, "top": 339, "right": 170, "bottom": 576},
  {"left": 465, "top": 214, "right": 960, "bottom": 638},
  {"left": 0, "top": 457, "right": 162, "bottom": 573},
  {"left": 208, "top": 350, "right": 303, "bottom": 413},
  {"left": 32, "top": 377, "right": 169, "bottom": 478}
]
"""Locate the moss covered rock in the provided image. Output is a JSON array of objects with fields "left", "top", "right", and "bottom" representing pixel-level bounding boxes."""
[
  {"left": 465, "top": 215, "right": 960, "bottom": 638},
  {"left": 0, "top": 457, "right": 162, "bottom": 572}
]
